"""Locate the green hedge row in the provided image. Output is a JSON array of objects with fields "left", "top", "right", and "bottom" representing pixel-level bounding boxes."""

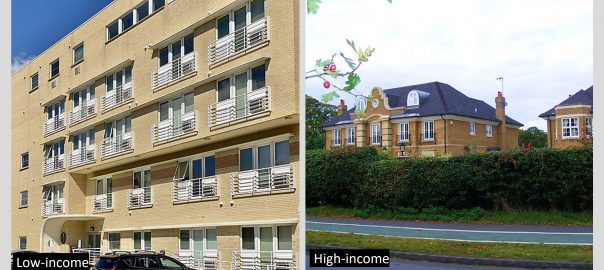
[{"left": 306, "top": 146, "right": 592, "bottom": 211}]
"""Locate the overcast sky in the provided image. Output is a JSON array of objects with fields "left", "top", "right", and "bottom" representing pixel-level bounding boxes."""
[{"left": 306, "top": 0, "right": 592, "bottom": 130}]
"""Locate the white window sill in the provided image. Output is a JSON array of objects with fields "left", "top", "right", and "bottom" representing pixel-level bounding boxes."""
[{"left": 486, "top": 135, "right": 493, "bottom": 138}]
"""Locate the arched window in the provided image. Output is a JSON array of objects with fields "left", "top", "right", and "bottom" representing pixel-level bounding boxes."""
[{"left": 407, "top": 90, "right": 420, "bottom": 107}]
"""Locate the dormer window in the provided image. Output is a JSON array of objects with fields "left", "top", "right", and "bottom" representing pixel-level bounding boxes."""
[{"left": 407, "top": 90, "right": 419, "bottom": 107}]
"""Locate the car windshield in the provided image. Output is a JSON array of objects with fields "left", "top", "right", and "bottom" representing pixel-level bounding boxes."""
[{"left": 96, "top": 258, "right": 116, "bottom": 268}]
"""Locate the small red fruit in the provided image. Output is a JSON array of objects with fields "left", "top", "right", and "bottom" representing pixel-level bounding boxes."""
[
  {"left": 323, "top": 81, "right": 331, "bottom": 89},
  {"left": 329, "top": 64, "right": 337, "bottom": 72}
]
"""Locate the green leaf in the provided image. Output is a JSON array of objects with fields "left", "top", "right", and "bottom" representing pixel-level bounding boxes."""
[
  {"left": 307, "top": 0, "right": 321, "bottom": 14},
  {"left": 316, "top": 59, "right": 332, "bottom": 68},
  {"left": 320, "top": 91, "right": 340, "bottom": 102},
  {"left": 346, "top": 39, "right": 357, "bottom": 53},
  {"left": 343, "top": 73, "right": 361, "bottom": 91},
  {"left": 340, "top": 52, "right": 356, "bottom": 70}
]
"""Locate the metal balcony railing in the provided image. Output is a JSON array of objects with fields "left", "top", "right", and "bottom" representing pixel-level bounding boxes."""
[
  {"left": 69, "top": 100, "right": 96, "bottom": 126},
  {"left": 100, "top": 133, "right": 133, "bottom": 159},
  {"left": 173, "top": 177, "right": 218, "bottom": 203},
  {"left": 231, "top": 251, "right": 295, "bottom": 270},
  {"left": 152, "top": 111, "right": 198, "bottom": 145},
  {"left": 69, "top": 145, "right": 96, "bottom": 168},
  {"left": 172, "top": 251, "right": 219, "bottom": 270},
  {"left": 208, "top": 87, "right": 270, "bottom": 128},
  {"left": 101, "top": 82, "right": 134, "bottom": 112},
  {"left": 208, "top": 17, "right": 270, "bottom": 66},
  {"left": 92, "top": 193, "right": 113, "bottom": 212},
  {"left": 72, "top": 248, "right": 101, "bottom": 266},
  {"left": 231, "top": 164, "right": 294, "bottom": 197},
  {"left": 127, "top": 187, "right": 152, "bottom": 209},
  {"left": 43, "top": 155, "right": 65, "bottom": 176},
  {"left": 41, "top": 199, "right": 64, "bottom": 217},
  {"left": 43, "top": 114, "right": 66, "bottom": 136},
  {"left": 152, "top": 52, "right": 197, "bottom": 89}
]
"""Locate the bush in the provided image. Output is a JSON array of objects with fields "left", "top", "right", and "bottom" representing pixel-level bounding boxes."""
[{"left": 306, "top": 146, "right": 593, "bottom": 212}]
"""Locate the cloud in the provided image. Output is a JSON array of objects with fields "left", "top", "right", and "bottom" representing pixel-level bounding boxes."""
[
  {"left": 306, "top": 0, "right": 592, "bottom": 133},
  {"left": 12, "top": 54, "right": 36, "bottom": 74}
]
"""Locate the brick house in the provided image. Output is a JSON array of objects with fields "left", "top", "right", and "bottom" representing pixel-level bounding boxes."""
[
  {"left": 539, "top": 86, "right": 593, "bottom": 148},
  {"left": 322, "top": 82, "right": 523, "bottom": 157}
]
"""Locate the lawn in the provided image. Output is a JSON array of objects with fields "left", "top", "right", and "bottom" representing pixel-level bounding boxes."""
[
  {"left": 307, "top": 205, "right": 592, "bottom": 226},
  {"left": 307, "top": 231, "right": 593, "bottom": 262}
]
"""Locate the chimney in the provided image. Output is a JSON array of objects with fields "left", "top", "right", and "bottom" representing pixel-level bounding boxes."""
[
  {"left": 337, "top": 99, "right": 347, "bottom": 116},
  {"left": 495, "top": 91, "right": 506, "bottom": 149}
]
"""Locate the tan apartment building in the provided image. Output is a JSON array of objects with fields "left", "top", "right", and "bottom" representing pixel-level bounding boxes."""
[
  {"left": 539, "top": 86, "right": 593, "bottom": 148},
  {"left": 322, "top": 82, "right": 522, "bottom": 156},
  {"left": 11, "top": 0, "right": 301, "bottom": 269}
]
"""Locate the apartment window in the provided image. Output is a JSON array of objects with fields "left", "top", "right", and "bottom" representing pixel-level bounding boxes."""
[
  {"left": 346, "top": 127, "right": 355, "bottom": 145},
  {"left": 179, "top": 228, "right": 217, "bottom": 253},
  {"left": 73, "top": 43, "right": 84, "bottom": 64},
  {"left": 108, "top": 233, "right": 120, "bottom": 250},
  {"left": 174, "top": 155, "right": 216, "bottom": 181},
  {"left": 217, "top": 64, "right": 266, "bottom": 103},
  {"left": 133, "top": 231, "right": 151, "bottom": 251},
  {"left": 240, "top": 140, "right": 290, "bottom": 173},
  {"left": 121, "top": 11, "right": 134, "bottom": 31},
  {"left": 562, "top": 117, "right": 579, "bottom": 139},
  {"left": 136, "top": 1, "right": 150, "bottom": 21},
  {"left": 104, "top": 115, "right": 132, "bottom": 139},
  {"left": 106, "top": 0, "right": 163, "bottom": 41},
  {"left": 158, "top": 34, "right": 194, "bottom": 67},
  {"left": 371, "top": 124, "right": 381, "bottom": 145},
  {"left": 216, "top": 0, "right": 265, "bottom": 42},
  {"left": 153, "top": 0, "right": 165, "bottom": 10},
  {"left": 50, "top": 59, "right": 60, "bottom": 78},
  {"left": 407, "top": 90, "right": 419, "bottom": 107},
  {"left": 106, "top": 66, "right": 132, "bottom": 93},
  {"left": 46, "top": 100, "right": 65, "bottom": 120},
  {"left": 42, "top": 183, "right": 64, "bottom": 203},
  {"left": 30, "top": 73, "right": 39, "bottom": 90},
  {"left": 484, "top": 124, "right": 493, "bottom": 137},
  {"left": 21, "top": 152, "right": 29, "bottom": 169},
  {"left": 43, "top": 140, "right": 65, "bottom": 160},
  {"left": 19, "top": 191, "right": 28, "bottom": 208},
  {"left": 73, "top": 86, "right": 95, "bottom": 108},
  {"left": 399, "top": 123, "right": 409, "bottom": 142},
  {"left": 423, "top": 121, "right": 434, "bottom": 141},
  {"left": 159, "top": 92, "right": 194, "bottom": 122},
  {"left": 586, "top": 117, "right": 593, "bottom": 137},
  {"left": 96, "top": 177, "right": 112, "bottom": 196},
  {"left": 241, "top": 225, "right": 292, "bottom": 253},
  {"left": 332, "top": 129, "right": 341, "bottom": 146},
  {"left": 18, "top": 237, "right": 27, "bottom": 250},
  {"left": 469, "top": 122, "right": 476, "bottom": 136}
]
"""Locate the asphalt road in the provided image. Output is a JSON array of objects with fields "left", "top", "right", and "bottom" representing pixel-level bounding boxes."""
[
  {"left": 305, "top": 256, "right": 530, "bottom": 270},
  {"left": 307, "top": 217, "right": 593, "bottom": 245}
]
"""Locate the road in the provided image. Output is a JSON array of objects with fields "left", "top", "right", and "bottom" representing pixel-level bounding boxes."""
[
  {"left": 307, "top": 217, "right": 592, "bottom": 245},
  {"left": 305, "top": 256, "right": 530, "bottom": 269}
]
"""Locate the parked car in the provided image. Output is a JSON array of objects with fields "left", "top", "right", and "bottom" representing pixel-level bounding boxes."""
[{"left": 94, "top": 251, "right": 194, "bottom": 270}]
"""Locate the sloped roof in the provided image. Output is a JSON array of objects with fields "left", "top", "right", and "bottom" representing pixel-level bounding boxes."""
[{"left": 539, "top": 86, "right": 593, "bottom": 118}]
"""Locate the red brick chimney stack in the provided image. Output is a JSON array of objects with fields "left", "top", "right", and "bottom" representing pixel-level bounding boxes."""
[
  {"left": 495, "top": 91, "right": 507, "bottom": 149},
  {"left": 337, "top": 99, "right": 347, "bottom": 116}
]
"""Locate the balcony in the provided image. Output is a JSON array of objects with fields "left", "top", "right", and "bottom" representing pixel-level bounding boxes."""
[
  {"left": 231, "top": 164, "right": 294, "bottom": 197},
  {"left": 41, "top": 199, "right": 64, "bottom": 217},
  {"left": 152, "top": 52, "right": 196, "bottom": 90},
  {"left": 69, "top": 100, "right": 96, "bottom": 126},
  {"left": 69, "top": 145, "right": 96, "bottom": 168},
  {"left": 208, "top": 17, "right": 270, "bottom": 66},
  {"left": 127, "top": 187, "right": 152, "bottom": 209},
  {"left": 100, "top": 133, "right": 133, "bottom": 159},
  {"left": 172, "top": 177, "right": 218, "bottom": 203},
  {"left": 43, "top": 114, "right": 66, "bottom": 137},
  {"left": 72, "top": 248, "right": 101, "bottom": 266},
  {"left": 101, "top": 82, "right": 134, "bottom": 112},
  {"left": 172, "top": 251, "right": 219, "bottom": 270},
  {"left": 43, "top": 155, "right": 65, "bottom": 176},
  {"left": 208, "top": 87, "right": 270, "bottom": 128},
  {"left": 152, "top": 111, "right": 198, "bottom": 145},
  {"left": 92, "top": 193, "right": 113, "bottom": 212},
  {"left": 231, "top": 251, "right": 295, "bottom": 270}
]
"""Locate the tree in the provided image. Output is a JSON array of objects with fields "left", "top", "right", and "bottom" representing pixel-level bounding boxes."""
[
  {"left": 306, "top": 95, "right": 337, "bottom": 150},
  {"left": 519, "top": 127, "right": 547, "bottom": 148}
]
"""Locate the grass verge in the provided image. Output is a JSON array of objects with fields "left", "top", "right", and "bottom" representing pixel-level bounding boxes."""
[
  {"left": 307, "top": 231, "right": 593, "bottom": 262},
  {"left": 307, "top": 205, "right": 592, "bottom": 226}
]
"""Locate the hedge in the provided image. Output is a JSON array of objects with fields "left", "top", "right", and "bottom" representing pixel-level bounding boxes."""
[{"left": 306, "top": 146, "right": 592, "bottom": 212}]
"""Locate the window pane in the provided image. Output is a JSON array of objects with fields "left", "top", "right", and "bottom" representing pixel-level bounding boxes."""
[
  {"left": 172, "top": 40, "right": 182, "bottom": 60},
  {"left": 179, "top": 230, "right": 190, "bottom": 250},
  {"left": 96, "top": 180, "right": 103, "bottom": 195},
  {"left": 251, "top": 65, "right": 266, "bottom": 90},
  {"left": 133, "top": 232, "right": 142, "bottom": 250},
  {"left": 260, "top": 227, "right": 272, "bottom": 252},
  {"left": 31, "top": 74, "right": 38, "bottom": 89},
  {"left": 175, "top": 161, "right": 189, "bottom": 180},
  {"left": 184, "top": 34, "right": 194, "bottom": 55},
  {"left": 184, "top": 92, "right": 194, "bottom": 113},
  {"left": 74, "top": 44, "right": 84, "bottom": 63},
  {"left": 153, "top": 0, "right": 165, "bottom": 11},
  {"left": 137, "top": 1, "right": 149, "bottom": 21},
  {"left": 257, "top": 145, "right": 271, "bottom": 169},
  {"left": 107, "top": 178, "right": 112, "bottom": 193},
  {"left": 159, "top": 47, "right": 169, "bottom": 66},
  {"left": 144, "top": 170, "right": 151, "bottom": 188},
  {"left": 133, "top": 172, "right": 142, "bottom": 188},
  {"left": 206, "top": 229, "right": 217, "bottom": 250},
  {"left": 250, "top": 0, "right": 265, "bottom": 23},
  {"left": 275, "top": 140, "right": 290, "bottom": 166},
  {"left": 73, "top": 135, "right": 80, "bottom": 150},
  {"left": 217, "top": 15, "right": 230, "bottom": 39},
  {"left": 159, "top": 102, "right": 170, "bottom": 121},
  {"left": 217, "top": 78, "right": 231, "bottom": 102},
  {"left": 204, "top": 156, "right": 215, "bottom": 177},
  {"left": 192, "top": 159, "right": 202, "bottom": 179},
  {"left": 240, "top": 148, "right": 253, "bottom": 171},
  {"left": 125, "top": 66, "right": 132, "bottom": 83},
  {"left": 50, "top": 60, "right": 60, "bottom": 77},
  {"left": 122, "top": 11, "right": 134, "bottom": 31},
  {"left": 125, "top": 116, "right": 131, "bottom": 133},
  {"left": 73, "top": 92, "right": 80, "bottom": 107},
  {"left": 143, "top": 232, "right": 151, "bottom": 250},
  {"left": 277, "top": 226, "right": 292, "bottom": 250},
  {"left": 241, "top": 228, "right": 255, "bottom": 250},
  {"left": 108, "top": 22, "right": 119, "bottom": 40},
  {"left": 89, "top": 86, "right": 96, "bottom": 100},
  {"left": 106, "top": 76, "right": 114, "bottom": 91},
  {"left": 89, "top": 129, "right": 95, "bottom": 145}
]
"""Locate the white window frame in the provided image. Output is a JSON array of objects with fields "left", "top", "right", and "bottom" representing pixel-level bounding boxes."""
[
  {"left": 561, "top": 117, "right": 579, "bottom": 139},
  {"left": 73, "top": 86, "right": 96, "bottom": 108},
  {"left": 469, "top": 122, "right": 476, "bottom": 136},
  {"left": 106, "top": 0, "right": 163, "bottom": 41},
  {"left": 423, "top": 121, "right": 434, "bottom": 141},
  {"left": 18, "top": 236, "right": 27, "bottom": 250},
  {"left": 240, "top": 224, "right": 293, "bottom": 253},
  {"left": 73, "top": 129, "right": 95, "bottom": 151},
  {"left": 407, "top": 90, "right": 419, "bottom": 107},
  {"left": 50, "top": 59, "right": 60, "bottom": 78},
  {"left": 73, "top": 43, "right": 84, "bottom": 64},
  {"left": 31, "top": 73, "right": 39, "bottom": 90},
  {"left": 158, "top": 92, "right": 194, "bottom": 122},
  {"left": 371, "top": 124, "right": 381, "bottom": 145},
  {"left": 238, "top": 140, "right": 290, "bottom": 172},
  {"left": 586, "top": 117, "right": 593, "bottom": 137},
  {"left": 104, "top": 115, "right": 132, "bottom": 139},
  {"left": 179, "top": 228, "right": 217, "bottom": 252},
  {"left": 105, "top": 66, "right": 133, "bottom": 93},
  {"left": 43, "top": 140, "right": 65, "bottom": 160},
  {"left": 332, "top": 129, "right": 341, "bottom": 146},
  {"left": 96, "top": 177, "right": 112, "bottom": 196},
  {"left": 173, "top": 154, "right": 216, "bottom": 181},
  {"left": 19, "top": 191, "right": 28, "bottom": 208},
  {"left": 133, "top": 231, "right": 152, "bottom": 251},
  {"left": 346, "top": 127, "right": 355, "bottom": 145},
  {"left": 108, "top": 232, "right": 121, "bottom": 251},
  {"left": 216, "top": 64, "right": 266, "bottom": 103},
  {"left": 21, "top": 152, "right": 29, "bottom": 169},
  {"left": 486, "top": 125, "right": 493, "bottom": 137},
  {"left": 42, "top": 183, "right": 64, "bottom": 202},
  {"left": 158, "top": 34, "right": 194, "bottom": 68},
  {"left": 399, "top": 122, "right": 409, "bottom": 142},
  {"left": 215, "top": 0, "right": 265, "bottom": 40},
  {"left": 46, "top": 100, "right": 65, "bottom": 120}
]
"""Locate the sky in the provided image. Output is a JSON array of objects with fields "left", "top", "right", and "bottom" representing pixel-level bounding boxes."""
[
  {"left": 11, "top": 0, "right": 113, "bottom": 73},
  {"left": 306, "top": 0, "right": 593, "bottom": 131}
]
